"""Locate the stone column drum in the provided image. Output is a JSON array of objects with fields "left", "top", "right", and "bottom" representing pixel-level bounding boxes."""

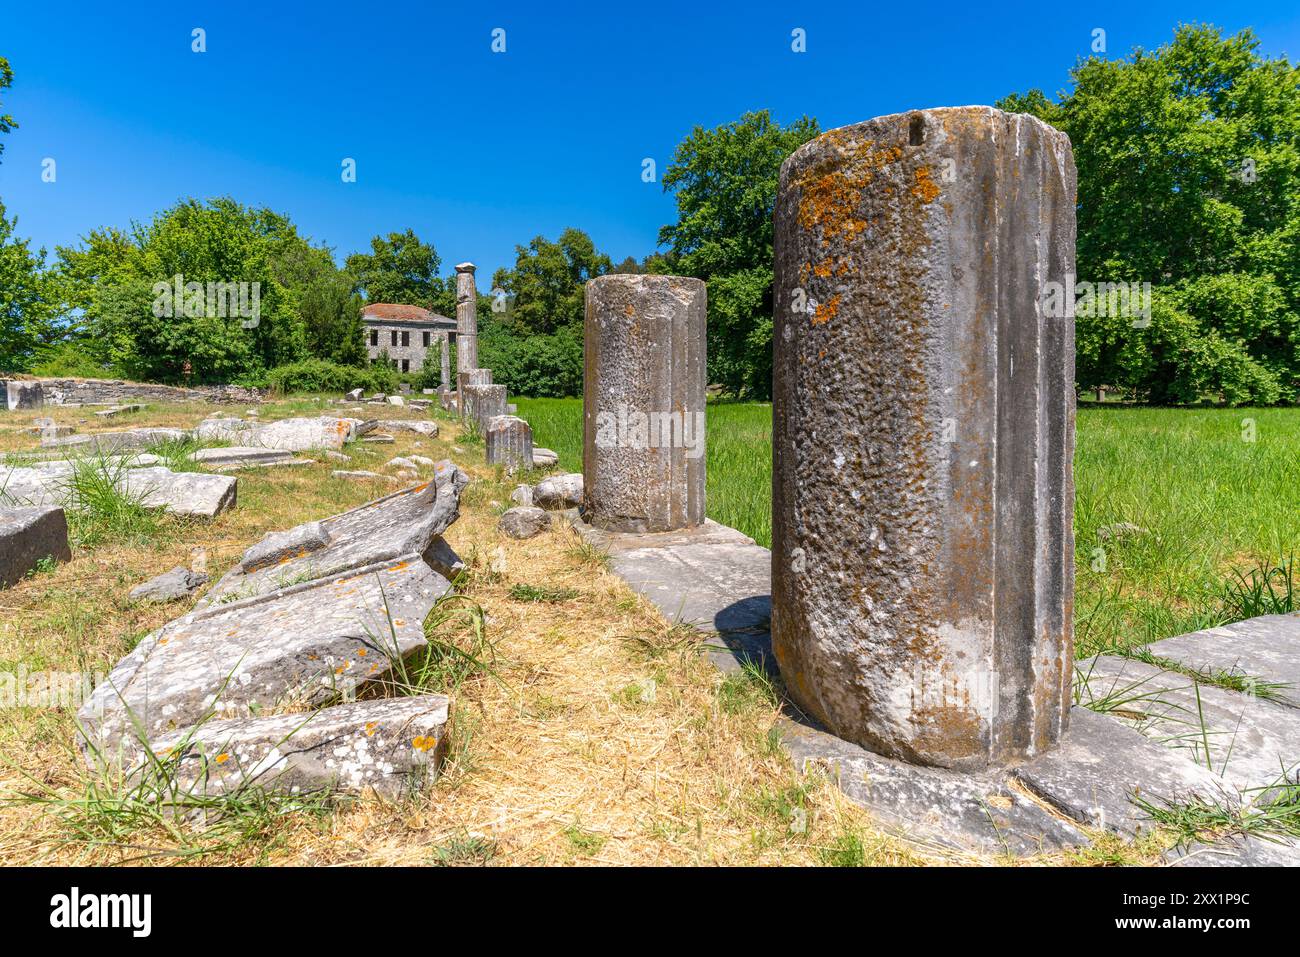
[
  {"left": 485, "top": 415, "right": 534, "bottom": 474},
  {"left": 439, "top": 332, "right": 451, "bottom": 391},
  {"left": 771, "top": 107, "right": 1077, "bottom": 770},
  {"left": 582, "top": 275, "right": 706, "bottom": 533},
  {"left": 455, "top": 262, "right": 479, "bottom": 372}
]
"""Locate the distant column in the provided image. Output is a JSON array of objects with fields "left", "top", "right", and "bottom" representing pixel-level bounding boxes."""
[
  {"left": 485, "top": 415, "right": 534, "bottom": 474},
  {"left": 582, "top": 275, "right": 706, "bottom": 533},
  {"left": 771, "top": 106, "right": 1077, "bottom": 770},
  {"left": 455, "top": 263, "right": 479, "bottom": 372},
  {"left": 439, "top": 333, "right": 451, "bottom": 391}
]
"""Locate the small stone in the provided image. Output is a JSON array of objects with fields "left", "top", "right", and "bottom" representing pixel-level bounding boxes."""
[
  {"left": 534, "top": 473, "right": 583, "bottom": 509},
  {"left": 324, "top": 450, "right": 351, "bottom": 462},
  {"left": 345, "top": 388, "right": 364, "bottom": 401},
  {"left": 332, "top": 470, "right": 395, "bottom": 482},
  {"left": 379, "top": 419, "right": 439, "bottom": 437},
  {"left": 387, "top": 395, "right": 406, "bottom": 406},
  {"left": 510, "top": 484, "right": 533, "bottom": 507},
  {"left": 129, "top": 566, "right": 209, "bottom": 603},
  {"left": 409, "top": 455, "right": 434, "bottom": 467},
  {"left": 532, "top": 448, "right": 559, "bottom": 468},
  {"left": 386, "top": 457, "right": 418, "bottom": 470},
  {"left": 499, "top": 506, "right": 551, "bottom": 539}
]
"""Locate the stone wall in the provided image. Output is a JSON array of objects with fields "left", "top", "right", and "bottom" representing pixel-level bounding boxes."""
[{"left": 15, "top": 377, "right": 267, "bottom": 406}]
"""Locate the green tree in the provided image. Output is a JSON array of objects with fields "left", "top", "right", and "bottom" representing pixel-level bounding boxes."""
[
  {"left": 345, "top": 229, "right": 443, "bottom": 306},
  {"left": 0, "top": 56, "right": 15, "bottom": 161},
  {"left": 1000, "top": 24, "right": 1300, "bottom": 404},
  {"left": 658, "top": 109, "right": 820, "bottom": 398},
  {"left": 490, "top": 228, "right": 611, "bottom": 335},
  {"left": 0, "top": 201, "right": 56, "bottom": 371}
]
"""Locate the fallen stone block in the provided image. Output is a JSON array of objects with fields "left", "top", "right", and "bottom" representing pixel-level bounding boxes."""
[
  {"left": 80, "top": 555, "right": 453, "bottom": 759},
  {"left": 41, "top": 428, "right": 189, "bottom": 453},
  {"left": 387, "top": 395, "right": 405, "bottom": 406},
  {"left": 532, "top": 448, "right": 558, "bottom": 468},
  {"left": 362, "top": 433, "right": 395, "bottom": 443},
  {"left": 499, "top": 506, "right": 551, "bottom": 539},
  {"left": 0, "top": 505, "right": 72, "bottom": 587},
  {"left": 345, "top": 389, "right": 364, "bottom": 401},
  {"left": 191, "top": 446, "right": 296, "bottom": 468},
  {"left": 122, "top": 468, "right": 238, "bottom": 518},
  {"left": 94, "top": 404, "right": 144, "bottom": 418},
  {"left": 386, "top": 457, "right": 419, "bottom": 471},
  {"left": 332, "top": 469, "right": 395, "bottom": 483},
  {"left": 145, "top": 694, "right": 452, "bottom": 798},
  {"left": 324, "top": 450, "right": 351, "bottom": 462},
  {"left": 129, "top": 567, "right": 209, "bottom": 603},
  {"left": 510, "top": 484, "right": 533, "bottom": 507},
  {"left": 378, "top": 420, "right": 439, "bottom": 437},
  {"left": 239, "top": 521, "right": 331, "bottom": 573},
  {"left": 203, "top": 461, "right": 468, "bottom": 606},
  {"left": 534, "top": 472, "right": 583, "bottom": 509},
  {"left": 22, "top": 420, "right": 75, "bottom": 438},
  {"left": 195, "top": 416, "right": 374, "bottom": 451}
]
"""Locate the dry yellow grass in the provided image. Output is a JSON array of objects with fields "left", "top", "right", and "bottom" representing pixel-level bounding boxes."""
[{"left": 0, "top": 397, "right": 1165, "bottom": 866}]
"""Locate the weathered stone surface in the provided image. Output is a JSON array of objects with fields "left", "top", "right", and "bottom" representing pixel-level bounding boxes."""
[
  {"left": 510, "top": 484, "right": 533, "bottom": 507},
  {"left": 422, "top": 536, "right": 465, "bottom": 581},
  {"left": 386, "top": 457, "right": 418, "bottom": 471},
  {"left": 1011, "top": 706, "right": 1230, "bottom": 836},
  {"left": 129, "top": 567, "right": 209, "bottom": 603},
  {"left": 0, "top": 505, "right": 72, "bottom": 587},
  {"left": 781, "top": 719, "right": 1089, "bottom": 855},
  {"left": 583, "top": 274, "right": 706, "bottom": 533},
  {"left": 1164, "top": 834, "right": 1300, "bottom": 867},
  {"left": 23, "top": 421, "right": 75, "bottom": 438},
  {"left": 80, "top": 557, "right": 452, "bottom": 761},
  {"left": 204, "top": 462, "right": 468, "bottom": 606},
  {"left": 1078, "top": 654, "right": 1300, "bottom": 795},
  {"left": 576, "top": 517, "right": 772, "bottom": 674},
  {"left": 362, "top": 433, "right": 394, "bottom": 444},
  {"left": 122, "top": 467, "right": 238, "bottom": 518},
  {"left": 378, "top": 419, "right": 439, "bottom": 437},
  {"left": 534, "top": 472, "right": 583, "bottom": 510},
  {"left": 147, "top": 695, "right": 450, "bottom": 798},
  {"left": 345, "top": 388, "right": 364, "bottom": 401},
  {"left": 409, "top": 455, "right": 435, "bottom": 467},
  {"left": 1144, "top": 613, "right": 1300, "bottom": 709},
  {"left": 533, "top": 448, "right": 558, "bottom": 468},
  {"left": 41, "top": 427, "right": 188, "bottom": 453},
  {"left": 485, "top": 415, "right": 533, "bottom": 474},
  {"left": 387, "top": 395, "right": 405, "bottom": 407},
  {"left": 462, "top": 384, "right": 507, "bottom": 433},
  {"left": 94, "top": 404, "right": 143, "bottom": 418},
  {"left": 455, "top": 262, "right": 479, "bottom": 371},
  {"left": 191, "top": 446, "right": 295, "bottom": 468},
  {"left": 239, "top": 521, "right": 331, "bottom": 573},
  {"left": 195, "top": 416, "right": 373, "bottom": 451},
  {"left": 771, "top": 107, "right": 1077, "bottom": 770},
  {"left": 456, "top": 368, "right": 491, "bottom": 407},
  {"left": 7, "top": 380, "right": 44, "bottom": 411},
  {"left": 499, "top": 506, "right": 551, "bottom": 539}
]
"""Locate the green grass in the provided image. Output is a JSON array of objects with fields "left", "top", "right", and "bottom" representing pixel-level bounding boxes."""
[{"left": 513, "top": 398, "right": 1300, "bottom": 656}]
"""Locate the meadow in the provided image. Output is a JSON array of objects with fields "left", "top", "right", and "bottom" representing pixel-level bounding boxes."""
[{"left": 515, "top": 398, "right": 1300, "bottom": 656}]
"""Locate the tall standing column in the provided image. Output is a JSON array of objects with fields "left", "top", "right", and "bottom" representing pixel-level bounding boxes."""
[
  {"left": 771, "top": 107, "right": 1076, "bottom": 770},
  {"left": 582, "top": 275, "right": 706, "bottom": 533},
  {"left": 455, "top": 262, "right": 479, "bottom": 373},
  {"left": 439, "top": 332, "right": 451, "bottom": 391}
]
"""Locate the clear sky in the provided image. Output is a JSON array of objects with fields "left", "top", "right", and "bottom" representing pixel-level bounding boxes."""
[{"left": 1, "top": 1, "right": 1297, "bottom": 281}]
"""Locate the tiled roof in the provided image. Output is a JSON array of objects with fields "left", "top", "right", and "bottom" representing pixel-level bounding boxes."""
[{"left": 361, "top": 303, "right": 455, "bottom": 325}]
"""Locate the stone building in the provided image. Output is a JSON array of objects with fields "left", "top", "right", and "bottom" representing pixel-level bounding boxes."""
[{"left": 361, "top": 304, "right": 457, "bottom": 374}]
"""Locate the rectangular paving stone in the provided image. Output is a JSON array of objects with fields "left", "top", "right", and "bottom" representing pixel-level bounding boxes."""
[
  {"left": 0, "top": 505, "right": 72, "bottom": 587},
  {"left": 121, "top": 467, "right": 238, "bottom": 518},
  {"left": 1145, "top": 614, "right": 1300, "bottom": 709}
]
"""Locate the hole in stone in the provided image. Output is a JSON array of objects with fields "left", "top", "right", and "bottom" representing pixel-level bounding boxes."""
[{"left": 909, "top": 115, "right": 925, "bottom": 146}]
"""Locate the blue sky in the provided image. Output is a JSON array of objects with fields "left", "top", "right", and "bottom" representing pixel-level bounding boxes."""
[{"left": 1, "top": 1, "right": 1297, "bottom": 281}]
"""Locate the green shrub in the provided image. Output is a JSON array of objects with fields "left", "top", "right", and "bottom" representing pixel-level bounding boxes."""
[{"left": 263, "top": 358, "right": 397, "bottom": 396}]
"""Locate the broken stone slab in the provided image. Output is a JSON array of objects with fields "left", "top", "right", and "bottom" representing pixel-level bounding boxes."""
[
  {"left": 79, "top": 556, "right": 453, "bottom": 762},
  {"left": 386, "top": 457, "right": 418, "bottom": 471},
  {"left": 7, "top": 380, "right": 44, "bottom": 411},
  {"left": 1143, "top": 613, "right": 1300, "bottom": 709},
  {"left": 332, "top": 470, "right": 396, "bottom": 483},
  {"left": 121, "top": 468, "right": 238, "bottom": 519},
  {"left": 781, "top": 719, "right": 1089, "bottom": 856},
  {"left": 41, "top": 428, "right": 189, "bottom": 453},
  {"left": 499, "top": 506, "right": 551, "bottom": 539},
  {"left": 0, "top": 505, "right": 72, "bottom": 587},
  {"left": 377, "top": 419, "right": 439, "bottom": 437},
  {"left": 1163, "top": 833, "right": 1300, "bottom": 867},
  {"left": 145, "top": 693, "right": 452, "bottom": 798},
  {"left": 532, "top": 448, "right": 559, "bottom": 468},
  {"left": 239, "top": 521, "right": 331, "bottom": 573},
  {"left": 387, "top": 395, "right": 405, "bottom": 406},
  {"left": 190, "top": 446, "right": 296, "bottom": 468},
  {"left": 408, "top": 455, "right": 434, "bottom": 468},
  {"left": 534, "top": 472, "right": 583, "bottom": 509},
  {"left": 202, "top": 462, "right": 468, "bottom": 607},
  {"left": 1010, "top": 706, "right": 1231, "bottom": 837},
  {"left": 1078, "top": 654, "right": 1300, "bottom": 797},
  {"left": 362, "top": 433, "right": 395, "bottom": 444},
  {"left": 94, "top": 404, "right": 144, "bottom": 418},
  {"left": 22, "top": 420, "right": 75, "bottom": 438},
  {"left": 194, "top": 416, "right": 376, "bottom": 451},
  {"left": 129, "top": 567, "right": 210, "bottom": 603},
  {"left": 214, "top": 458, "right": 313, "bottom": 473},
  {"left": 324, "top": 450, "right": 351, "bottom": 462}
]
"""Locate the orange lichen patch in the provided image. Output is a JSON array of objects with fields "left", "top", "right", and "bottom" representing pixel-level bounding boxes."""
[
  {"left": 215, "top": 753, "right": 230, "bottom": 764},
  {"left": 158, "top": 637, "right": 169, "bottom": 645},
  {"left": 356, "top": 648, "right": 367, "bottom": 656},
  {"left": 813, "top": 261, "right": 833, "bottom": 278},
  {"left": 392, "top": 620, "right": 405, "bottom": 627},
  {"left": 623, "top": 304, "right": 634, "bottom": 317},
  {"left": 812, "top": 295, "right": 841, "bottom": 326},
  {"left": 411, "top": 735, "right": 437, "bottom": 752},
  {"left": 364, "top": 722, "right": 378, "bottom": 737},
  {"left": 911, "top": 166, "right": 940, "bottom": 204}
]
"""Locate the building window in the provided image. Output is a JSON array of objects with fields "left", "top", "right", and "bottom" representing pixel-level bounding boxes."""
[
  {"left": 401, "top": 359, "right": 410, "bottom": 372},
  {"left": 402, "top": 330, "right": 410, "bottom": 347},
  {"left": 391, "top": 330, "right": 398, "bottom": 347},
  {"left": 369, "top": 329, "right": 378, "bottom": 347},
  {"left": 422, "top": 331, "right": 430, "bottom": 347}
]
